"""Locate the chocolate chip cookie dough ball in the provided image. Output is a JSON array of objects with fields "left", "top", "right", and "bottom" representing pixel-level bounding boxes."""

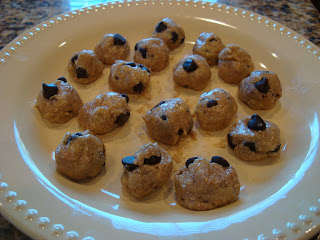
[
  {"left": 195, "top": 88, "right": 238, "bottom": 131},
  {"left": 218, "top": 44, "right": 254, "bottom": 84},
  {"left": 134, "top": 38, "right": 169, "bottom": 72},
  {"left": 94, "top": 33, "right": 130, "bottom": 65},
  {"left": 108, "top": 60, "right": 151, "bottom": 94},
  {"left": 36, "top": 77, "right": 83, "bottom": 123},
  {"left": 121, "top": 143, "right": 173, "bottom": 198},
  {"left": 143, "top": 98, "right": 194, "bottom": 145},
  {"left": 152, "top": 18, "right": 185, "bottom": 50},
  {"left": 174, "top": 156, "right": 240, "bottom": 211},
  {"left": 78, "top": 92, "right": 130, "bottom": 135},
  {"left": 68, "top": 50, "right": 104, "bottom": 85},
  {"left": 173, "top": 54, "right": 211, "bottom": 90},
  {"left": 193, "top": 32, "right": 225, "bottom": 66},
  {"left": 55, "top": 130, "right": 106, "bottom": 181},
  {"left": 227, "top": 114, "right": 281, "bottom": 161},
  {"left": 238, "top": 71, "right": 282, "bottom": 110}
]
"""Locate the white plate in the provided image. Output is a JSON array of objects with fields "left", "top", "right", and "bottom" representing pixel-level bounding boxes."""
[{"left": 1, "top": 1, "right": 320, "bottom": 239}]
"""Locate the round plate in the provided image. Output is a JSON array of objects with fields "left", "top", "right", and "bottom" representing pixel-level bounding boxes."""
[{"left": 0, "top": 1, "right": 320, "bottom": 239}]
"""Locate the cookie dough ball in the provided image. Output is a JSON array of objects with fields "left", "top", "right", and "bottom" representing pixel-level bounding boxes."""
[
  {"left": 55, "top": 130, "right": 106, "bottom": 181},
  {"left": 193, "top": 32, "right": 225, "bottom": 66},
  {"left": 227, "top": 114, "right": 281, "bottom": 161},
  {"left": 121, "top": 143, "right": 173, "bottom": 198},
  {"left": 218, "top": 44, "right": 254, "bottom": 84},
  {"left": 108, "top": 60, "right": 151, "bottom": 94},
  {"left": 78, "top": 92, "right": 130, "bottom": 135},
  {"left": 36, "top": 77, "right": 83, "bottom": 123},
  {"left": 134, "top": 38, "right": 169, "bottom": 72},
  {"left": 173, "top": 54, "right": 211, "bottom": 90},
  {"left": 68, "top": 50, "right": 104, "bottom": 85},
  {"left": 174, "top": 156, "right": 240, "bottom": 210},
  {"left": 94, "top": 33, "right": 130, "bottom": 65},
  {"left": 143, "top": 98, "right": 194, "bottom": 145},
  {"left": 152, "top": 18, "right": 185, "bottom": 50},
  {"left": 195, "top": 88, "right": 238, "bottom": 131},
  {"left": 238, "top": 71, "right": 282, "bottom": 110}
]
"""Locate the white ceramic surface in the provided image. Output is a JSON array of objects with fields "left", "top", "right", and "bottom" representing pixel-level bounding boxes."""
[{"left": 0, "top": 1, "right": 320, "bottom": 239}]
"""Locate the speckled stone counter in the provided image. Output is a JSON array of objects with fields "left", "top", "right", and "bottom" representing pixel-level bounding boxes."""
[{"left": 0, "top": 0, "right": 319, "bottom": 239}]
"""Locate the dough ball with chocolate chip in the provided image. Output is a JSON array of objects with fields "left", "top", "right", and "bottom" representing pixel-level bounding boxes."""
[
  {"left": 173, "top": 54, "right": 211, "bottom": 90},
  {"left": 121, "top": 143, "right": 173, "bottom": 198},
  {"left": 238, "top": 71, "right": 282, "bottom": 110},
  {"left": 108, "top": 60, "right": 151, "bottom": 94},
  {"left": 193, "top": 32, "right": 225, "bottom": 66},
  {"left": 195, "top": 88, "right": 238, "bottom": 131},
  {"left": 94, "top": 33, "right": 130, "bottom": 65},
  {"left": 218, "top": 44, "right": 254, "bottom": 84},
  {"left": 133, "top": 38, "right": 169, "bottom": 72},
  {"left": 174, "top": 156, "right": 240, "bottom": 211},
  {"left": 227, "top": 114, "right": 281, "bottom": 161},
  {"left": 68, "top": 50, "right": 104, "bottom": 85},
  {"left": 143, "top": 98, "right": 194, "bottom": 145},
  {"left": 36, "top": 78, "right": 83, "bottom": 123},
  {"left": 78, "top": 92, "right": 130, "bottom": 135},
  {"left": 152, "top": 18, "right": 185, "bottom": 50},
  {"left": 55, "top": 130, "right": 106, "bottom": 181}
]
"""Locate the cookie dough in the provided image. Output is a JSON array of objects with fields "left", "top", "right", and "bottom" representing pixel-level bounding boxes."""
[
  {"left": 78, "top": 92, "right": 130, "bottom": 135},
  {"left": 68, "top": 50, "right": 104, "bottom": 85},
  {"left": 218, "top": 44, "right": 254, "bottom": 84},
  {"left": 193, "top": 32, "right": 225, "bottom": 66},
  {"left": 152, "top": 18, "right": 185, "bottom": 50},
  {"left": 133, "top": 38, "right": 169, "bottom": 72},
  {"left": 143, "top": 98, "right": 194, "bottom": 145},
  {"left": 94, "top": 33, "right": 130, "bottom": 65},
  {"left": 121, "top": 143, "right": 173, "bottom": 198},
  {"left": 173, "top": 54, "right": 211, "bottom": 90},
  {"left": 36, "top": 77, "right": 83, "bottom": 123},
  {"left": 238, "top": 71, "right": 282, "bottom": 110},
  {"left": 195, "top": 88, "right": 238, "bottom": 131},
  {"left": 55, "top": 130, "right": 106, "bottom": 181},
  {"left": 227, "top": 114, "right": 281, "bottom": 161},
  {"left": 174, "top": 156, "right": 240, "bottom": 210},
  {"left": 108, "top": 60, "right": 151, "bottom": 94}
]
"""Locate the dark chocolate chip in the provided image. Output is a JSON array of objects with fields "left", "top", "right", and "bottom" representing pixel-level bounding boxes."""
[
  {"left": 255, "top": 77, "right": 270, "bottom": 94},
  {"left": 180, "top": 37, "right": 185, "bottom": 44},
  {"left": 178, "top": 128, "right": 183, "bottom": 135},
  {"left": 186, "top": 157, "right": 198, "bottom": 168},
  {"left": 155, "top": 21, "right": 167, "bottom": 33},
  {"left": 171, "top": 31, "right": 178, "bottom": 43},
  {"left": 134, "top": 43, "right": 139, "bottom": 51},
  {"left": 151, "top": 101, "right": 166, "bottom": 110},
  {"left": 248, "top": 114, "right": 266, "bottom": 131},
  {"left": 183, "top": 59, "right": 198, "bottom": 72},
  {"left": 139, "top": 47, "right": 147, "bottom": 58},
  {"left": 42, "top": 83, "right": 58, "bottom": 99},
  {"left": 161, "top": 115, "right": 167, "bottom": 120},
  {"left": 244, "top": 141, "right": 256, "bottom": 152},
  {"left": 211, "top": 156, "right": 230, "bottom": 167},
  {"left": 76, "top": 67, "right": 89, "bottom": 78},
  {"left": 121, "top": 94, "right": 129, "bottom": 103},
  {"left": 71, "top": 54, "right": 78, "bottom": 64},
  {"left": 113, "top": 33, "right": 126, "bottom": 46},
  {"left": 227, "top": 133, "right": 236, "bottom": 149},
  {"left": 209, "top": 38, "right": 217, "bottom": 42},
  {"left": 269, "top": 144, "right": 281, "bottom": 153},
  {"left": 207, "top": 99, "right": 218, "bottom": 108},
  {"left": 125, "top": 62, "right": 136, "bottom": 67},
  {"left": 66, "top": 132, "right": 83, "bottom": 145},
  {"left": 133, "top": 81, "right": 144, "bottom": 93},
  {"left": 115, "top": 112, "right": 130, "bottom": 126},
  {"left": 57, "top": 77, "right": 67, "bottom": 82},
  {"left": 138, "top": 64, "right": 150, "bottom": 74},
  {"left": 122, "top": 156, "right": 138, "bottom": 171},
  {"left": 144, "top": 155, "right": 161, "bottom": 165}
]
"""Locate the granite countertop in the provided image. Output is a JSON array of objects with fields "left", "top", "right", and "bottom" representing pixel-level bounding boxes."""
[{"left": 0, "top": 0, "right": 319, "bottom": 239}]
